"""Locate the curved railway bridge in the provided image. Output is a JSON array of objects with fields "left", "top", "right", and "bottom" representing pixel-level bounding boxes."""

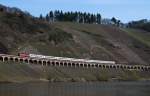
[{"left": 0, "top": 54, "right": 150, "bottom": 71}]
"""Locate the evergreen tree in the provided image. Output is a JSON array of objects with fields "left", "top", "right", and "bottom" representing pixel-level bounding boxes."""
[
  {"left": 54, "top": 10, "right": 60, "bottom": 21},
  {"left": 59, "top": 10, "right": 63, "bottom": 21},
  {"left": 40, "top": 10, "right": 102, "bottom": 24},
  {"left": 97, "top": 14, "right": 101, "bottom": 24},
  {"left": 74, "top": 11, "right": 78, "bottom": 22},
  {"left": 39, "top": 14, "right": 43, "bottom": 20},
  {"left": 83, "top": 12, "right": 87, "bottom": 23},
  {"left": 46, "top": 14, "right": 50, "bottom": 22},
  {"left": 111, "top": 17, "right": 117, "bottom": 25},
  {"left": 117, "top": 20, "right": 121, "bottom": 27},
  {"left": 49, "top": 11, "right": 54, "bottom": 22}
]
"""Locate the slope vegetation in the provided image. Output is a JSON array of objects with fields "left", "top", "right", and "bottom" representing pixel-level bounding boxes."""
[
  {"left": 0, "top": 8, "right": 150, "bottom": 82},
  {"left": 0, "top": 11, "right": 150, "bottom": 65},
  {"left": 0, "top": 61, "right": 149, "bottom": 83}
]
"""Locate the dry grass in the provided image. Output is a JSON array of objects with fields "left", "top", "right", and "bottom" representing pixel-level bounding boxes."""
[{"left": 0, "top": 61, "right": 149, "bottom": 82}]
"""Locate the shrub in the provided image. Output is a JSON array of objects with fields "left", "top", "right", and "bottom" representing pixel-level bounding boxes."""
[{"left": 49, "top": 28, "right": 73, "bottom": 44}]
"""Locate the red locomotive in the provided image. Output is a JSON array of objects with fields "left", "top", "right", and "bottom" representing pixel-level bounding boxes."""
[{"left": 18, "top": 52, "right": 29, "bottom": 58}]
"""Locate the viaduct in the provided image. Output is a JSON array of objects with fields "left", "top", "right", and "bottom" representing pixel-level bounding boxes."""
[{"left": 0, "top": 54, "right": 150, "bottom": 71}]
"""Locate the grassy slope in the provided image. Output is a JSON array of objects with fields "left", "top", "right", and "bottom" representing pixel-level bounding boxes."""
[
  {"left": 0, "top": 62, "right": 41, "bottom": 82},
  {"left": 122, "top": 28, "right": 150, "bottom": 47},
  {"left": 0, "top": 12, "right": 150, "bottom": 82},
  {"left": 0, "top": 11, "right": 150, "bottom": 65},
  {"left": 0, "top": 61, "right": 149, "bottom": 83},
  {"left": 52, "top": 22, "right": 150, "bottom": 65}
]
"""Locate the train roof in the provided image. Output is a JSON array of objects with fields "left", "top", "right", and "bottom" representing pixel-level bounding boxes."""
[{"left": 29, "top": 54, "right": 115, "bottom": 64}]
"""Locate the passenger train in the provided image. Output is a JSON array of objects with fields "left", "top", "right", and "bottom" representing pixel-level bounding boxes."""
[{"left": 18, "top": 53, "right": 115, "bottom": 64}]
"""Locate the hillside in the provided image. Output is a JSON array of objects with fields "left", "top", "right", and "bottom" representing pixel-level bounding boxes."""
[
  {"left": 0, "top": 10, "right": 150, "bottom": 65},
  {"left": 0, "top": 61, "right": 150, "bottom": 83},
  {"left": 0, "top": 6, "right": 150, "bottom": 82}
]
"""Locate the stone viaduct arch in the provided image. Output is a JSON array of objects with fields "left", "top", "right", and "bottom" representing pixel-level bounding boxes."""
[{"left": 0, "top": 54, "right": 149, "bottom": 71}]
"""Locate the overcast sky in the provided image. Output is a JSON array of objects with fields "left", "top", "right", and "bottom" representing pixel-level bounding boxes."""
[{"left": 0, "top": 0, "right": 150, "bottom": 23}]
